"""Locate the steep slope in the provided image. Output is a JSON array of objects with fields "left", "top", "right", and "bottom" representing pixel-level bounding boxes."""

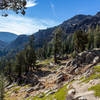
[
  {"left": 5, "top": 35, "right": 29, "bottom": 51},
  {"left": 34, "top": 15, "right": 89, "bottom": 48},
  {"left": 34, "top": 12, "right": 100, "bottom": 48},
  {"left": 5, "top": 49, "right": 100, "bottom": 100},
  {"left": 0, "top": 32, "right": 18, "bottom": 43},
  {"left": 0, "top": 40, "right": 7, "bottom": 49},
  {"left": 4, "top": 12, "right": 100, "bottom": 52},
  {"left": 34, "top": 27, "right": 56, "bottom": 48}
]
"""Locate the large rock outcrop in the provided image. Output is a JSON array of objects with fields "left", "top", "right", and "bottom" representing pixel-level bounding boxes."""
[{"left": 66, "top": 49, "right": 100, "bottom": 68}]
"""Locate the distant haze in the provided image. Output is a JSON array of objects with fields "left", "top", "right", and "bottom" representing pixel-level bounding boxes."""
[{"left": 0, "top": 32, "right": 18, "bottom": 43}]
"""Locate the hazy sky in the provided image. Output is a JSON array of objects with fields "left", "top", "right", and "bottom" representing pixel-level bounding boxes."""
[{"left": 0, "top": 0, "right": 100, "bottom": 35}]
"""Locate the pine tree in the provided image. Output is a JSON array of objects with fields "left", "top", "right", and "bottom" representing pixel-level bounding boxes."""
[
  {"left": 36, "top": 48, "right": 43, "bottom": 60},
  {"left": 42, "top": 42, "right": 48, "bottom": 59},
  {"left": 87, "top": 28, "right": 94, "bottom": 49},
  {"left": 24, "top": 35, "right": 36, "bottom": 71},
  {"left": 47, "top": 43, "right": 53, "bottom": 58},
  {"left": 94, "top": 25, "right": 100, "bottom": 48},
  {"left": 5, "top": 61, "right": 12, "bottom": 83},
  {"left": 15, "top": 51, "right": 25, "bottom": 78},
  {"left": 0, "top": 74, "right": 5, "bottom": 100},
  {"left": 53, "top": 27, "right": 64, "bottom": 63},
  {"left": 66, "top": 34, "right": 74, "bottom": 54},
  {"left": 73, "top": 30, "right": 88, "bottom": 54}
]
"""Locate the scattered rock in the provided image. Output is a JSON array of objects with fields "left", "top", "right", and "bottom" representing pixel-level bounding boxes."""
[
  {"left": 93, "top": 56, "right": 100, "bottom": 64},
  {"left": 26, "top": 82, "right": 44, "bottom": 93},
  {"left": 29, "top": 83, "right": 42, "bottom": 91},
  {"left": 26, "top": 87, "right": 35, "bottom": 93},
  {"left": 85, "top": 52, "right": 95, "bottom": 64},
  {"left": 7, "top": 84, "right": 15, "bottom": 89},
  {"left": 67, "top": 84, "right": 73, "bottom": 89},
  {"left": 52, "top": 71, "right": 57, "bottom": 74},
  {"left": 56, "top": 72, "right": 65, "bottom": 84},
  {"left": 48, "top": 63, "right": 56, "bottom": 68},
  {"left": 66, "top": 61, "right": 71, "bottom": 67},
  {"left": 25, "top": 94, "right": 30, "bottom": 99},
  {"left": 44, "top": 89, "right": 51, "bottom": 94},
  {"left": 24, "top": 73, "right": 39, "bottom": 86},
  {"left": 74, "top": 68, "right": 80, "bottom": 74},
  {"left": 50, "top": 62, "right": 54, "bottom": 66},
  {"left": 36, "top": 82, "right": 45, "bottom": 90},
  {"left": 84, "top": 69, "right": 93, "bottom": 78},
  {"left": 38, "top": 94, "right": 44, "bottom": 98},
  {"left": 58, "top": 66, "right": 65, "bottom": 71},
  {"left": 67, "top": 49, "right": 100, "bottom": 68},
  {"left": 51, "top": 86, "right": 58, "bottom": 90},
  {"left": 66, "top": 95, "right": 73, "bottom": 100},
  {"left": 78, "top": 96, "right": 87, "bottom": 100},
  {"left": 46, "top": 90, "right": 56, "bottom": 96},
  {"left": 66, "top": 89, "right": 76, "bottom": 100},
  {"left": 68, "top": 89, "right": 76, "bottom": 96},
  {"left": 89, "top": 79, "right": 100, "bottom": 85}
]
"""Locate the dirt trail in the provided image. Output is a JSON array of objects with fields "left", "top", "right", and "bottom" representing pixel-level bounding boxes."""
[{"left": 72, "top": 80, "right": 100, "bottom": 100}]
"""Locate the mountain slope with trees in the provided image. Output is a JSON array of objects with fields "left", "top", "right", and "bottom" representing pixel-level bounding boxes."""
[
  {"left": 0, "top": 32, "right": 18, "bottom": 43},
  {"left": 0, "top": 40, "right": 7, "bottom": 49},
  {"left": 34, "top": 12, "right": 100, "bottom": 48},
  {"left": 3, "top": 12, "right": 100, "bottom": 53},
  {"left": 5, "top": 35, "right": 29, "bottom": 51}
]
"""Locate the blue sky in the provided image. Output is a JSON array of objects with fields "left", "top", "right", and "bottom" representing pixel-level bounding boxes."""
[{"left": 0, "top": 0, "right": 100, "bottom": 35}]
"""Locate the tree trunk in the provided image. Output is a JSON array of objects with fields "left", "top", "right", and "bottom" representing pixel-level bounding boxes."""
[{"left": 54, "top": 52, "right": 57, "bottom": 64}]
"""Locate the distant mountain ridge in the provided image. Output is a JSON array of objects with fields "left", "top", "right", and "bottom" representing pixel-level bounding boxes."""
[
  {"left": 5, "top": 35, "right": 29, "bottom": 51},
  {"left": 0, "top": 40, "right": 7, "bottom": 49},
  {"left": 2, "top": 11, "right": 100, "bottom": 55},
  {"left": 0, "top": 32, "right": 18, "bottom": 43},
  {"left": 34, "top": 12, "right": 100, "bottom": 47}
]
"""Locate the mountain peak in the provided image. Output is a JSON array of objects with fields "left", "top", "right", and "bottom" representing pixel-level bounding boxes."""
[{"left": 96, "top": 12, "right": 100, "bottom": 16}]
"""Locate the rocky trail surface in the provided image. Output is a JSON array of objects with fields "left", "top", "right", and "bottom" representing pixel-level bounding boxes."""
[
  {"left": 5, "top": 49, "right": 100, "bottom": 100},
  {"left": 72, "top": 80, "right": 100, "bottom": 100}
]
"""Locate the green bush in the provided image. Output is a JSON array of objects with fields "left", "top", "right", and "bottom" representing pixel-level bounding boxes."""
[
  {"left": 82, "top": 66, "right": 100, "bottom": 83},
  {"left": 72, "top": 51, "right": 77, "bottom": 58},
  {"left": 88, "top": 84, "right": 100, "bottom": 97}
]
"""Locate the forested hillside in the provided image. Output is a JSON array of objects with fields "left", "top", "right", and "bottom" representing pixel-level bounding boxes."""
[{"left": 1, "top": 12, "right": 100, "bottom": 57}]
